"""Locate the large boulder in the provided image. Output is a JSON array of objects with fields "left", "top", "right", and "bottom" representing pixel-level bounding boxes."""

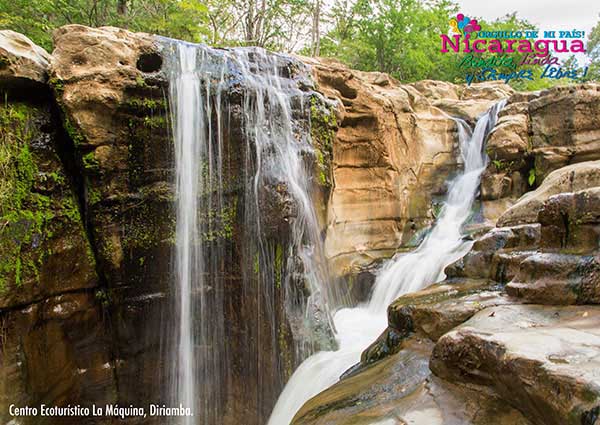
[
  {"left": 430, "top": 304, "right": 600, "bottom": 425},
  {"left": 292, "top": 337, "right": 532, "bottom": 425},
  {"left": 497, "top": 160, "right": 600, "bottom": 227},
  {"left": 0, "top": 30, "right": 50, "bottom": 88},
  {"left": 360, "top": 279, "right": 508, "bottom": 368}
]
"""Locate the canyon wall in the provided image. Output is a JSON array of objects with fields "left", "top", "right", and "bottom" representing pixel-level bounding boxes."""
[{"left": 304, "top": 57, "right": 512, "bottom": 284}]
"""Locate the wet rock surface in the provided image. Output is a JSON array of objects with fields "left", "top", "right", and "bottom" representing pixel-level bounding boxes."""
[
  {"left": 431, "top": 304, "right": 600, "bottom": 425},
  {"left": 293, "top": 337, "right": 532, "bottom": 425}
]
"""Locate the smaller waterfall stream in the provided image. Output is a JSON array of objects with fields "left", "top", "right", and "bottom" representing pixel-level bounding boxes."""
[{"left": 268, "top": 101, "right": 506, "bottom": 425}]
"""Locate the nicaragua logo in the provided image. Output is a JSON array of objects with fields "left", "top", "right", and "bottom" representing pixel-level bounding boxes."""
[
  {"left": 449, "top": 13, "right": 481, "bottom": 36},
  {"left": 439, "top": 12, "right": 589, "bottom": 85}
]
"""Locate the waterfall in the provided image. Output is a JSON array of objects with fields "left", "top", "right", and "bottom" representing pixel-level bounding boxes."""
[
  {"left": 167, "top": 42, "right": 226, "bottom": 425},
  {"left": 163, "top": 39, "right": 334, "bottom": 425},
  {"left": 267, "top": 101, "right": 506, "bottom": 425}
]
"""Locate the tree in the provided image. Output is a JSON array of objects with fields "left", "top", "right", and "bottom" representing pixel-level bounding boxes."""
[
  {"left": 311, "top": 0, "right": 321, "bottom": 56},
  {"left": 585, "top": 14, "right": 600, "bottom": 81},
  {"left": 0, "top": 0, "right": 211, "bottom": 51},
  {"left": 319, "top": 0, "right": 461, "bottom": 82}
]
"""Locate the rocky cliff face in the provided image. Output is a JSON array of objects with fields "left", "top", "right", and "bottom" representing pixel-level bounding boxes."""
[
  {"left": 0, "top": 29, "right": 116, "bottom": 425},
  {"left": 48, "top": 25, "right": 174, "bottom": 413},
  {"left": 305, "top": 58, "right": 512, "bottom": 284},
  {"left": 0, "top": 25, "right": 333, "bottom": 425},
  {"left": 482, "top": 84, "right": 600, "bottom": 221},
  {"left": 293, "top": 85, "right": 600, "bottom": 425}
]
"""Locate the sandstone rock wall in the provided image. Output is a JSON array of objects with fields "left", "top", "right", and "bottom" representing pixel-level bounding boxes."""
[
  {"left": 0, "top": 30, "right": 116, "bottom": 425},
  {"left": 482, "top": 84, "right": 600, "bottom": 222},
  {"left": 0, "top": 25, "right": 335, "bottom": 425},
  {"left": 304, "top": 57, "right": 511, "bottom": 279},
  {"left": 49, "top": 25, "right": 174, "bottom": 412}
]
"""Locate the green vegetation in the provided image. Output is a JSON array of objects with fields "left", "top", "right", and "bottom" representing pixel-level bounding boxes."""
[
  {"left": 584, "top": 16, "right": 600, "bottom": 82},
  {"left": 125, "top": 97, "right": 167, "bottom": 112},
  {"left": 528, "top": 168, "right": 536, "bottom": 186},
  {"left": 0, "top": 104, "right": 41, "bottom": 289},
  {"left": 82, "top": 151, "right": 100, "bottom": 171},
  {"left": 491, "top": 159, "right": 517, "bottom": 172},
  {"left": 201, "top": 200, "right": 237, "bottom": 242},
  {"left": 1, "top": 1, "right": 598, "bottom": 88},
  {"left": 310, "top": 95, "right": 336, "bottom": 187},
  {"left": 95, "top": 289, "right": 111, "bottom": 307},
  {"left": 274, "top": 243, "right": 284, "bottom": 289},
  {"left": 0, "top": 103, "right": 90, "bottom": 291},
  {"left": 0, "top": 105, "right": 52, "bottom": 289},
  {"left": 143, "top": 115, "right": 167, "bottom": 129}
]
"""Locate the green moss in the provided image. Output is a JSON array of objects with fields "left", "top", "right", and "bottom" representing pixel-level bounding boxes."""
[
  {"left": 253, "top": 251, "right": 260, "bottom": 276},
  {"left": 43, "top": 171, "right": 66, "bottom": 186},
  {"left": 14, "top": 258, "right": 22, "bottom": 286},
  {"left": 142, "top": 115, "right": 167, "bottom": 129},
  {"left": 0, "top": 103, "right": 68, "bottom": 291},
  {"left": 135, "top": 75, "right": 147, "bottom": 88},
  {"left": 87, "top": 184, "right": 101, "bottom": 205},
  {"left": 82, "top": 151, "right": 99, "bottom": 171},
  {"left": 119, "top": 200, "right": 174, "bottom": 253},
  {"left": 125, "top": 97, "right": 166, "bottom": 111},
  {"left": 48, "top": 77, "right": 65, "bottom": 95},
  {"left": 200, "top": 198, "right": 237, "bottom": 242},
  {"left": 61, "top": 197, "right": 81, "bottom": 222},
  {"left": 95, "top": 289, "right": 110, "bottom": 307},
  {"left": 309, "top": 95, "right": 337, "bottom": 187},
  {"left": 274, "top": 243, "right": 283, "bottom": 289},
  {"left": 278, "top": 323, "right": 294, "bottom": 378},
  {"left": 0, "top": 104, "right": 33, "bottom": 210},
  {"left": 63, "top": 116, "right": 85, "bottom": 147}
]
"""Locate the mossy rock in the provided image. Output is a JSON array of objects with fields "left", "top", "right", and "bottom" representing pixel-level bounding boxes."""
[{"left": 0, "top": 99, "right": 98, "bottom": 307}]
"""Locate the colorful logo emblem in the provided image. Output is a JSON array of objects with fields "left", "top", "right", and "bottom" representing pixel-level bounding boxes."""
[{"left": 449, "top": 13, "right": 481, "bottom": 36}]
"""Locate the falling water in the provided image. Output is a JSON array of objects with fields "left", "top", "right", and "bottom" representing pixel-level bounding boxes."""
[
  {"left": 268, "top": 101, "right": 506, "bottom": 425},
  {"left": 167, "top": 42, "right": 225, "bottom": 425},
  {"left": 163, "top": 39, "right": 335, "bottom": 425}
]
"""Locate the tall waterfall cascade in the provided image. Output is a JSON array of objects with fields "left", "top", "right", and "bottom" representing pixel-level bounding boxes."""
[
  {"left": 268, "top": 100, "right": 506, "bottom": 425},
  {"left": 163, "top": 39, "right": 335, "bottom": 425}
]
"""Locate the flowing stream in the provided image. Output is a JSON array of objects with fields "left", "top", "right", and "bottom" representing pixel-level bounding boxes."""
[
  {"left": 268, "top": 101, "right": 506, "bottom": 425},
  {"left": 163, "top": 39, "right": 335, "bottom": 424}
]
